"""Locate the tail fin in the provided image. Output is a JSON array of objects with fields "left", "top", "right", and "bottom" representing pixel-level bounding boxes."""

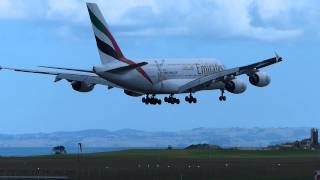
[{"left": 86, "top": 3, "right": 125, "bottom": 64}]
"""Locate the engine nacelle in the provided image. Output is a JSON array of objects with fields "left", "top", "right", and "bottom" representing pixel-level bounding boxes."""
[
  {"left": 249, "top": 72, "right": 271, "bottom": 87},
  {"left": 124, "top": 90, "right": 143, "bottom": 97},
  {"left": 225, "top": 79, "right": 247, "bottom": 94},
  {"left": 71, "top": 81, "right": 94, "bottom": 92}
]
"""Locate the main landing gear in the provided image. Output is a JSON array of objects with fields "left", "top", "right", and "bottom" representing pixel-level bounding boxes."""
[
  {"left": 142, "top": 94, "right": 162, "bottom": 105},
  {"left": 219, "top": 89, "right": 227, "bottom": 101},
  {"left": 164, "top": 94, "right": 180, "bottom": 104},
  {"left": 185, "top": 92, "right": 197, "bottom": 104}
]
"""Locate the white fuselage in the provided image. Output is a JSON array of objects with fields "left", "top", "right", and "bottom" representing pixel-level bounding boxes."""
[{"left": 95, "top": 59, "right": 227, "bottom": 94}]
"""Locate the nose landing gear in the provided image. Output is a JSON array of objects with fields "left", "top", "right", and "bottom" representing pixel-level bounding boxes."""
[
  {"left": 142, "top": 94, "right": 162, "bottom": 105},
  {"left": 164, "top": 94, "right": 180, "bottom": 104},
  {"left": 219, "top": 89, "right": 227, "bottom": 101}
]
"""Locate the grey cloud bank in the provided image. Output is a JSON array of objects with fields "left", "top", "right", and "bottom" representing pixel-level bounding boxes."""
[{"left": 0, "top": 0, "right": 318, "bottom": 41}]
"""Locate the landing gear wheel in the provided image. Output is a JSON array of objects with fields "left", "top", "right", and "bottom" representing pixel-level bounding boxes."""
[
  {"left": 185, "top": 92, "right": 197, "bottom": 104},
  {"left": 152, "top": 98, "right": 157, "bottom": 104},
  {"left": 164, "top": 95, "right": 180, "bottom": 105},
  {"left": 192, "top": 98, "right": 197, "bottom": 104},
  {"left": 222, "top": 96, "right": 226, "bottom": 101},
  {"left": 219, "top": 96, "right": 226, "bottom": 101},
  {"left": 142, "top": 94, "right": 162, "bottom": 105}
]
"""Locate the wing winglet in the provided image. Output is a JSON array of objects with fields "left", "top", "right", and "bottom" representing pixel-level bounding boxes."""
[{"left": 275, "top": 52, "right": 283, "bottom": 62}]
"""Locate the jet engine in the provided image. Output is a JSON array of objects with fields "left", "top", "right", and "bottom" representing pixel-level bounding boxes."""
[
  {"left": 71, "top": 81, "right": 94, "bottom": 92},
  {"left": 225, "top": 79, "right": 247, "bottom": 94},
  {"left": 124, "top": 90, "right": 143, "bottom": 97},
  {"left": 249, "top": 72, "right": 271, "bottom": 87}
]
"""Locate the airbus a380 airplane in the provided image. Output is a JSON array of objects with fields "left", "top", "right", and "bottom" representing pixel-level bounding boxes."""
[{"left": 0, "top": 3, "right": 282, "bottom": 105}]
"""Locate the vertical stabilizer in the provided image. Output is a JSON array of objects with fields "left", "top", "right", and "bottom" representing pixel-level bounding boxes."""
[{"left": 86, "top": 3, "right": 125, "bottom": 64}]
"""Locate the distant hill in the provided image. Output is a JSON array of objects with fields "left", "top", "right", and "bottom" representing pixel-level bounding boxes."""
[
  {"left": 185, "top": 144, "right": 222, "bottom": 150},
  {"left": 0, "top": 128, "right": 313, "bottom": 148}
]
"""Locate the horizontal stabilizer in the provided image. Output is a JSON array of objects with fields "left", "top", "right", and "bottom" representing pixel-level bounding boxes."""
[{"left": 107, "top": 62, "right": 148, "bottom": 73}]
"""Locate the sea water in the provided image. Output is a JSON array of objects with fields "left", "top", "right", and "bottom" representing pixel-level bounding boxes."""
[{"left": 0, "top": 147, "right": 126, "bottom": 157}]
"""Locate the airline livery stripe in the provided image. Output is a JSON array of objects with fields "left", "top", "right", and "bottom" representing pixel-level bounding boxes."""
[
  {"left": 92, "top": 25, "right": 114, "bottom": 49},
  {"left": 136, "top": 67, "right": 153, "bottom": 84},
  {"left": 95, "top": 36, "right": 119, "bottom": 60},
  {"left": 88, "top": 8, "right": 125, "bottom": 59},
  {"left": 88, "top": 8, "right": 108, "bottom": 41}
]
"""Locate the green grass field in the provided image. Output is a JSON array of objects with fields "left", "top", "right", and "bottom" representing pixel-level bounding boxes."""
[
  {"left": 1, "top": 149, "right": 320, "bottom": 180},
  {"left": 88, "top": 149, "right": 320, "bottom": 158}
]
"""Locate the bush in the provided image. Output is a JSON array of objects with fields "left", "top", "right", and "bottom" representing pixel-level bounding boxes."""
[{"left": 52, "top": 146, "right": 67, "bottom": 155}]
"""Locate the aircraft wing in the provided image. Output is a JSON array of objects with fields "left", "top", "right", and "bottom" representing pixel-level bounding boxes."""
[
  {"left": 178, "top": 55, "right": 283, "bottom": 93},
  {"left": 0, "top": 66, "right": 119, "bottom": 88}
]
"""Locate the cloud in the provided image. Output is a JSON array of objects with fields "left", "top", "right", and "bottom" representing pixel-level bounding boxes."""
[
  {"left": 202, "top": 0, "right": 303, "bottom": 40},
  {"left": 0, "top": 0, "right": 318, "bottom": 41},
  {"left": 0, "top": 0, "right": 45, "bottom": 19},
  {"left": 46, "top": 0, "right": 86, "bottom": 23}
]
